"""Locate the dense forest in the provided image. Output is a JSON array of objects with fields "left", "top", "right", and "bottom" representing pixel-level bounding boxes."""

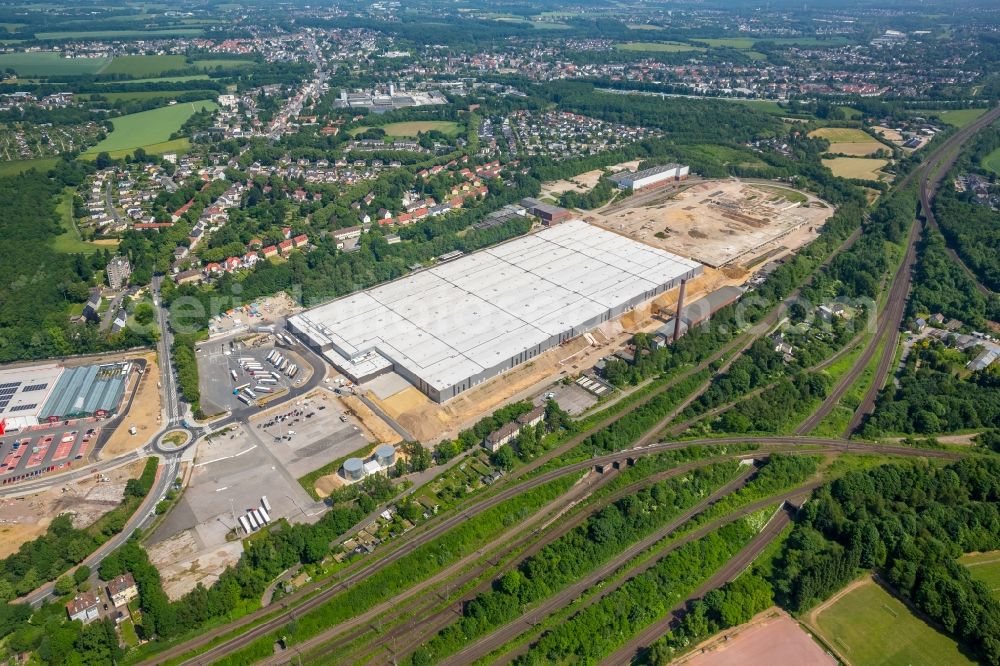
[
  {"left": 774, "top": 457, "right": 1000, "bottom": 664},
  {"left": 0, "top": 164, "right": 156, "bottom": 362},
  {"left": 862, "top": 340, "right": 1000, "bottom": 435}
]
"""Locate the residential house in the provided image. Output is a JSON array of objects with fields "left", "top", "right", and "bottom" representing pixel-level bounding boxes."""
[{"left": 106, "top": 573, "right": 138, "bottom": 608}]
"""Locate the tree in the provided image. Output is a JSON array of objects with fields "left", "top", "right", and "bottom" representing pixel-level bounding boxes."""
[
  {"left": 54, "top": 576, "right": 75, "bottom": 596},
  {"left": 73, "top": 565, "right": 91, "bottom": 586}
]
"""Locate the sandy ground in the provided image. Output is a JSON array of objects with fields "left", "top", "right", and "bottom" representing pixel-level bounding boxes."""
[
  {"left": 314, "top": 472, "right": 348, "bottom": 498},
  {"left": 102, "top": 351, "right": 162, "bottom": 458},
  {"left": 823, "top": 157, "right": 890, "bottom": 180},
  {"left": 873, "top": 125, "right": 904, "bottom": 142},
  {"left": 366, "top": 265, "right": 740, "bottom": 446},
  {"left": 587, "top": 179, "right": 833, "bottom": 268},
  {"left": 538, "top": 160, "right": 640, "bottom": 199},
  {"left": 338, "top": 394, "right": 402, "bottom": 444},
  {"left": 0, "top": 458, "right": 145, "bottom": 558},
  {"left": 146, "top": 530, "right": 244, "bottom": 600},
  {"left": 681, "top": 608, "right": 835, "bottom": 666}
]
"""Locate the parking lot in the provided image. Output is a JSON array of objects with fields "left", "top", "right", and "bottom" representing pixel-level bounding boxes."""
[
  {"left": 150, "top": 422, "right": 326, "bottom": 549},
  {"left": 0, "top": 424, "right": 102, "bottom": 485},
  {"left": 252, "top": 390, "right": 370, "bottom": 478},
  {"left": 533, "top": 381, "right": 598, "bottom": 415},
  {"left": 197, "top": 334, "right": 309, "bottom": 416}
]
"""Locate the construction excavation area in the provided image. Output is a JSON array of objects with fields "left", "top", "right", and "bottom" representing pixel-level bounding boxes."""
[{"left": 586, "top": 179, "right": 834, "bottom": 268}]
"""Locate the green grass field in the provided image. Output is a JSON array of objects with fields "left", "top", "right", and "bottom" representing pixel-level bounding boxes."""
[
  {"left": 615, "top": 41, "right": 705, "bottom": 53},
  {"left": 0, "top": 156, "right": 57, "bottom": 176},
  {"left": 915, "top": 108, "right": 987, "bottom": 128},
  {"left": 83, "top": 101, "right": 215, "bottom": 157},
  {"left": 99, "top": 137, "right": 192, "bottom": 161},
  {"left": 102, "top": 54, "right": 188, "bottom": 77},
  {"left": 696, "top": 37, "right": 757, "bottom": 48},
  {"left": 96, "top": 74, "right": 211, "bottom": 85},
  {"left": 194, "top": 59, "right": 255, "bottom": 70},
  {"left": 36, "top": 28, "right": 203, "bottom": 40},
  {"left": 959, "top": 552, "right": 1000, "bottom": 596},
  {"left": 983, "top": 147, "right": 1000, "bottom": 176},
  {"left": 83, "top": 89, "right": 218, "bottom": 103},
  {"left": 52, "top": 188, "right": 116, "bottom": 254},
  {"left": 350, "top": 120, "right": 461, "bottom": 138},
  {"left": 0, "top": 51, "right": 109, "bottom": 76},
  {"left": 814, "top": 580, "right": 975, "bottom": 666}
]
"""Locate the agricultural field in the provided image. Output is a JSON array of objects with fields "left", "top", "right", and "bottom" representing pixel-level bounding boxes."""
[
  {"left": 980, "top": 147, "right": 1000, "bottom": 176},
  {"left": 194, "top": 59, "right": 255, "bottom": 70},
  {"left": 351, "top": 120, "right": 461, "bottom": 138},
  {"left": 695, "top": 37, "right": 757, "bottom": 48},
  {"left": 83, "top": 89, "right": 218, "bottom": 103},
  {"left": 809, "top": 127, "right": 887, "bottom": 156},
  {"left": 83, "top": 100, "right": 216, "bottom": 157},
  {"left": 812, "top": 579, "right": 975, "bottom": 666},
  {"left": 35, "top": 28, "right": 203, "bottom": 40},
  {"left": 0, "top": 122, "right": 102, "bottom": 160},
  {"left": 958, "top": 552, "right": 1000, "bottom": 597},
  {"left": 95, "top": 74, "right": 210, "bottom": 85},
  {"left": 823, "top": 157, "right": 890, "bottom": 180},
  {"left": 616, "top": 41, "right": 705, "bottom": 52},
  {"left": 102, "top": 54, "right": 188, "bottom": 77},
  {"left": 0, "top": 51, "right": 108, "bottom": 76},
  {"left": 916, "top": 108, "right": 988, "bottom": 128}
]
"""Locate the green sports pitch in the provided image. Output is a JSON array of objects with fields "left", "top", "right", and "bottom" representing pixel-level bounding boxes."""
[{"left": 814, "top": 580, "right": 975, "bottom": 666}]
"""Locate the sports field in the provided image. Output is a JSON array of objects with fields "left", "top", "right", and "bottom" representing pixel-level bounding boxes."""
[
  {"left": 616, "top": 41, "right": 705, "bottom": 52},
  {"left": 102, "top": 55, "right": 188, "bottom": 77},
  {"left": 981, "top": 147, "right": 1000, "bottom": 176},
  {"left": 83, "top": 101, "right": 216, "bottom": 157},
  {"left": 813, "top": 579, "right": 975, "bottom": 666},
  {"left": 959, "top": 551, "right": 1000, "bottom": 596},
  {"left": 0, "top": 51, "right": 109, "bottom": 76},
  {"left": 809, "top": 127, "right": 886, "bottom": 156},
  {"left": 823, "top": 157, "right": 889, "bottom": 180}
]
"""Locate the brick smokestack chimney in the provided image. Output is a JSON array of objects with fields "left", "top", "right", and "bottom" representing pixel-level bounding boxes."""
[{"left": 673, "top": 279, "right": 687, "bottom": 342}]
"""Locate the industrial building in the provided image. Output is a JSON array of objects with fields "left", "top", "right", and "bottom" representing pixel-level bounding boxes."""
[
  {"left": 289, "top": 219, "right": 702, "bottom": 403},
  {"left": 520, "top": 198, "right": 573, "bottom": 225},
  {"left": 609, "top": 163, "right": 690, "bottom": 191},
  {"left": 0, "top": 361, "right": 133, "bottom": 432},
  {"left": 0, "top": 363, "right": 63, "bottom": 432},
  {"left": 333, "top": 83, "right": 447, "bottom": 114}
]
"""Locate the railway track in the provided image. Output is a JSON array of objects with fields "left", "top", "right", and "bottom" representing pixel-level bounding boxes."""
[
  {"left": 148, "top": 224, "right": 863, "bottom": 666},
  {"left": 795, "top": 105, "right": 1000, "bottom": 437},
  {"left": 155, "top": 111, "right": 996, "bottom": 666}
]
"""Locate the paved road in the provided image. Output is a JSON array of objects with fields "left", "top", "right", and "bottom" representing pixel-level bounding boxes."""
[{"left": 21, "top": 456, "right": 175, "bottom": 608}]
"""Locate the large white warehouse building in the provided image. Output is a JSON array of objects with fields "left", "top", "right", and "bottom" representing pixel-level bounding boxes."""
[
  {"left": 610, "top": 163, "right": 690, "bottom": 191},
  {"left": 288, "top": 219, "right": 701, "bottom": 402}
]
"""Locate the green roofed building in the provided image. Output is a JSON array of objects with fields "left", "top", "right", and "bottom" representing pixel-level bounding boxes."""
[{"left": 39, "top": 362, "right": 131, "bottom": 421}]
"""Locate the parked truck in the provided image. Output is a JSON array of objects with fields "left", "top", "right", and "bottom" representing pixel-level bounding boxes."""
[
  {"left": 246, "top": 511, "right": 259, "bottom": 529},
  {"left": 238, "top": 515, "right": 251, "bottom": 534},
  {"left": 257, "top": 507, "right": 271, "bottom": 524},
  {"left": 261, "top": 495, "right": 271, "bottom": 512}
]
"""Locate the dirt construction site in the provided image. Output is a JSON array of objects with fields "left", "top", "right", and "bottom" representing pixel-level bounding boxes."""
[
  {"left": 585, "top": 179, "right": 834, "bottom": 268},
  {"left": 364, "top": 263, "right": 737, "bottom": 445},
  {"left": 0, "top": 458, "right": 146, "bottom": 558}
]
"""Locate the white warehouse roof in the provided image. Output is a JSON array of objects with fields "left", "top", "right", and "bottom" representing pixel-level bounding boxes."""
[{"left": 289, "top": 220, "right": 701, "bottom": 401}]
